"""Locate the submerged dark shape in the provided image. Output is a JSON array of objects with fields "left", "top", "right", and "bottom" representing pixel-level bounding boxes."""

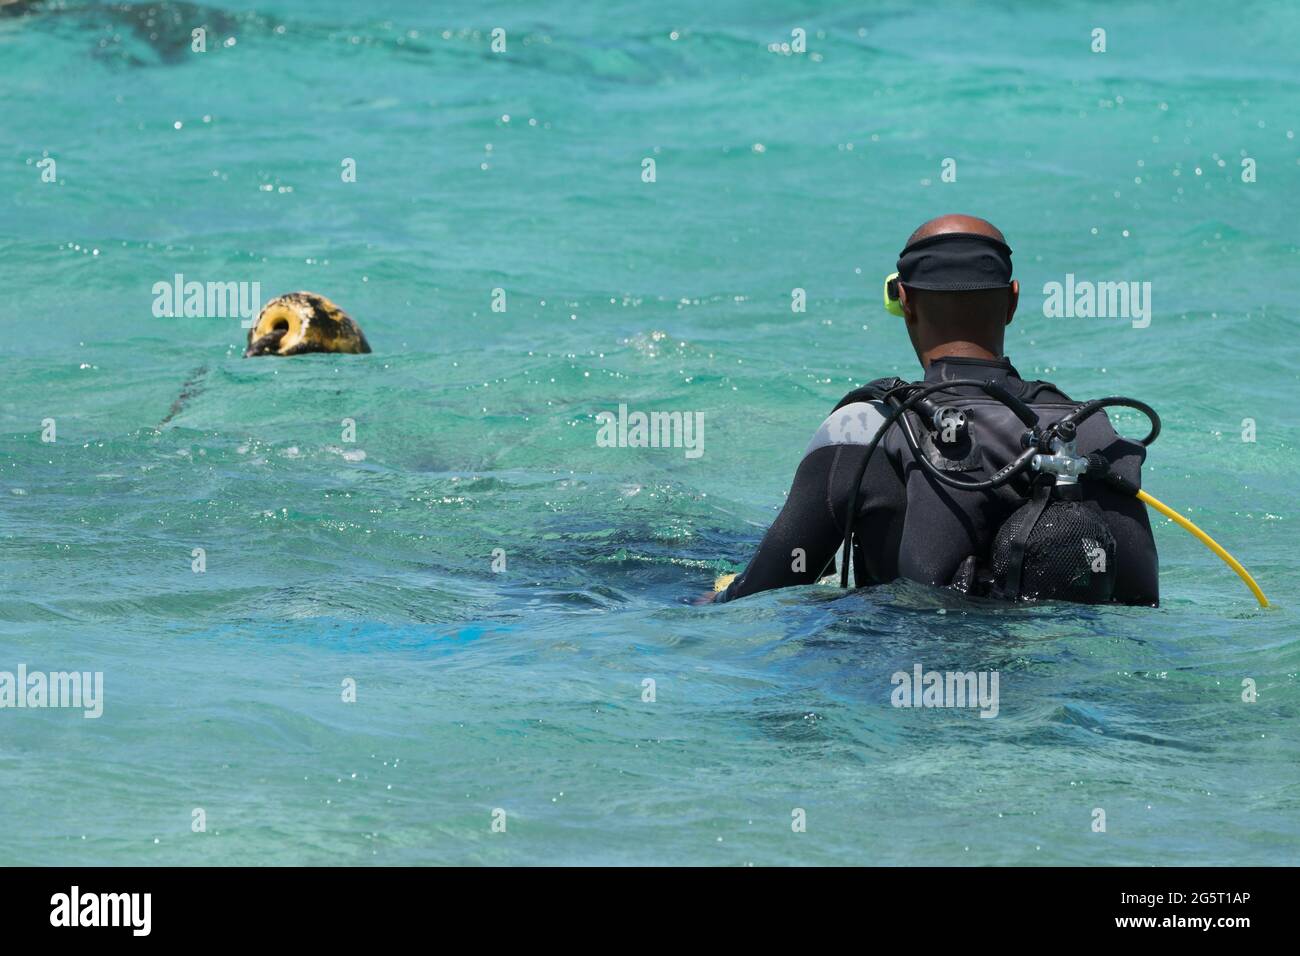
[
  {"left": 3, "top": 0, "right": 243, "bottom": 65},
  {"left": 158, "top": 363, "right": 208, "bottom": 427}
]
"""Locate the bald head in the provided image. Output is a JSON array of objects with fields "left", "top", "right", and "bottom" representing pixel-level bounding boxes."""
[
  {"left": 896, "top": 214, "right": 1019, "bottom": 368},
  {"left": 906, "top": 213, "right": 1007, "bottom": 247}
]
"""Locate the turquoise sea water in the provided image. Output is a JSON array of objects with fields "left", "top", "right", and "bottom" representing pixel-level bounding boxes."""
[{"left": 1, "top": 0, "right": 1297, "bottom": 865}]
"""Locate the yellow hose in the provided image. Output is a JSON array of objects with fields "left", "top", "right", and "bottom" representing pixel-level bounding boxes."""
[{"left": 1136, "top": 489, "right": 1269, "bottom": 608}]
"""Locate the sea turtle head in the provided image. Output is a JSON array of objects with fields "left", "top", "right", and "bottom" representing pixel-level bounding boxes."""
[{"left": 244, "top": 292, "right": 371, "bottom": 357}]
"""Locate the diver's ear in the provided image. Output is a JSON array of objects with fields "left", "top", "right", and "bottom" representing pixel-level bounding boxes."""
[
  {"left": 898, "top": 282, "right": 916, "bottom": 322},
  {"left": 1006, "top": 279, "right": 1019, "bottom": 326}
]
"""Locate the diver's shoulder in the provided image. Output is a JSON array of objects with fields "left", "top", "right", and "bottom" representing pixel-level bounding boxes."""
[{"left": 804, "top": 380, "right": 895, "bottom": 455}]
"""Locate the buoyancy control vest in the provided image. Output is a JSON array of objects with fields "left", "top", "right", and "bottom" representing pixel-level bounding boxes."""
[{"left": 831, "top": 375, "right": 1151, "bottom": 602}]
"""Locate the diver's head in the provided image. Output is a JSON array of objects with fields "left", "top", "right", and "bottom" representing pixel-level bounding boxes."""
[{"left": 893, "top": 215, "right": 1019, "bottom": 368}]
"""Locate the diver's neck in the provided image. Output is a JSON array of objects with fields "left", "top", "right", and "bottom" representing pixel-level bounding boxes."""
[{"left": 919, "top": 342, "right": 1003, "bottom": 369}]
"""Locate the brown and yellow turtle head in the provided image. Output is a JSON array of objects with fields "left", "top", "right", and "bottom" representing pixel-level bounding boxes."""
[{"left": 245, "top": 291, "right": 371, "bottom": 357}]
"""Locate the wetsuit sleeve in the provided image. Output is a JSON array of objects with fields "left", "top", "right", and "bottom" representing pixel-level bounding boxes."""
[{"left": 715, "top": 445, "right": 850, "bottom": 602}]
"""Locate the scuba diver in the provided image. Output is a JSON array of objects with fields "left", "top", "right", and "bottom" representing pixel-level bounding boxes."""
[{"left": 708, "top": 214, "right": 1165, "bottom": 606}]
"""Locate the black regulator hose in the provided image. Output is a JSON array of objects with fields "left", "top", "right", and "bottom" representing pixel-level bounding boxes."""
[
  {"left": 892, "top": 396, "right": 1038, "bottom": 494},
  {"left": 1052, "top": 396, "right": 1161, "bottom": 447}
]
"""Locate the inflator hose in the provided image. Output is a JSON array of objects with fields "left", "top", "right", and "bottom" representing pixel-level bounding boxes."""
[{"left": 1097, "top": 467, "right": 1269, "bottom": 608}]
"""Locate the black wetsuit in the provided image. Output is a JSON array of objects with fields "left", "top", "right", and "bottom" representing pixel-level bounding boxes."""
[{"left": 718, "top": 356, "right": 1159, "bottom": 605}]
